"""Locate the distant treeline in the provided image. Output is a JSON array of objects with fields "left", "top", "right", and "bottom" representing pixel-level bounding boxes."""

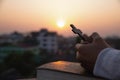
[{"left": 105, "top": 36, "right": 120, "bottom": 49}]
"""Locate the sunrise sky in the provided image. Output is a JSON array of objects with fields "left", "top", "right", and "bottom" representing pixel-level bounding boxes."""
[{"left": 0, "top": 0, "right": 120, "bottom": 37}]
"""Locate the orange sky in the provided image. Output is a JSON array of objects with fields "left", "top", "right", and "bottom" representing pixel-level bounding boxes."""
[{"left": 0, "top": 0, "right": 120, "bottom": 37}]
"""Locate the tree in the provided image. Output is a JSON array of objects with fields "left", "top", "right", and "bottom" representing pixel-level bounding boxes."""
[{"left": 4, "top": 51, "right": 36, "bottom": 77}]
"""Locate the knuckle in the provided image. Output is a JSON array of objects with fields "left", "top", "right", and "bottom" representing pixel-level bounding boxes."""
[{"left": 75, "top": 44, "right": 81, "bottom": 49}]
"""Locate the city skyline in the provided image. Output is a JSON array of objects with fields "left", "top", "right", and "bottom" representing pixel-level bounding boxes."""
[{"left": 0, "top": 0, "right": 120, "bottom": 37}]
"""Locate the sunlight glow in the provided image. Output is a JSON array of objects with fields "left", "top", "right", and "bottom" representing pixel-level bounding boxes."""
[
  {"left": 0, "top": 0, "right": 120, "bottom": 36},
  {"left": 57, "top": 20, "right": 65, "bottom": 28}
]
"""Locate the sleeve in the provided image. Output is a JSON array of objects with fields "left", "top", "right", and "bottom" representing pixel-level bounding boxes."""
[{"left": 93, "top": 48, "right": 120, "bottom": 80}]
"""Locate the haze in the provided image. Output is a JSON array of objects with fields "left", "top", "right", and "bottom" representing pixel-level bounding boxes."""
[{"left": 0, "top": 0, "right": 120, "bottom": 37}]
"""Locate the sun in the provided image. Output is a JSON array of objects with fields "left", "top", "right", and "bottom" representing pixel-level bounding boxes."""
[{"left": 57, "top": 20, "right": 65, "bottom": 28}]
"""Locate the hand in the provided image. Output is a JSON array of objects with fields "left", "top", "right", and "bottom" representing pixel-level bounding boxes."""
[{"left": 76, "top": 32, "right": 111, "bottom": 72}]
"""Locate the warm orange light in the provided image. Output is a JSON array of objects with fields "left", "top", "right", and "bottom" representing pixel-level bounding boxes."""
[{"left": 55, "top": 61, "right": 64, "bottom": 64}]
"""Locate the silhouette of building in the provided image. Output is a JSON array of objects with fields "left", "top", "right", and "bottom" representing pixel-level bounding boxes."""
[
  {"left": 37, "top": 29, "right": 58, "bottom": 53},
  {"left": 0, "top": 32, "right": 24, "bottom": 44}
]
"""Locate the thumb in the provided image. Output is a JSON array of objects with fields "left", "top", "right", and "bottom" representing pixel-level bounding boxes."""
[{"left": 91, "top": 32, "right": 103, "bottom": 43}]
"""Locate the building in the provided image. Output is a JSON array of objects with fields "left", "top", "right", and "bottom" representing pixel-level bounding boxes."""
[
  {"left": 9, "top": 32, "right": 24, "bottom": 43},
  {"left": 37, "top": 29, "right": 58, "bottom": 53},
  {"left": 0, "top": 32, "right": 24, "bottom": 44}
]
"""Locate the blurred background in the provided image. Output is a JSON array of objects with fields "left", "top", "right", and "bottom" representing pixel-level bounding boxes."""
[{"left": 0, "top": 0, "right": 120, "bottom": 79}]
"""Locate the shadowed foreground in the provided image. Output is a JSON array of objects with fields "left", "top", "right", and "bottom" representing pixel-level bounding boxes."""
[{"left": 18, "top": 61, "right": 105, "bottom": 80}]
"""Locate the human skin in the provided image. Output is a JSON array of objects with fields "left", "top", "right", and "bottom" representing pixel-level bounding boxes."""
[{"left": 76, "top": 32, "right": 111, "bottom": 72}]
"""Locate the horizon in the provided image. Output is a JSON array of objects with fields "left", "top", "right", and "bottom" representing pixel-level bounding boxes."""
[{"left": 0, "top": 0, "right": 120, "bottom": 37}]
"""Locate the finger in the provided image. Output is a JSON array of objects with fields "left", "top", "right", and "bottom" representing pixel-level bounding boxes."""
[
  {"left": 76, "top": 51, "right": 80, "bottom": 60},
  {"left": 76, "top": 43, "right": 92, "bottom": 55},
  {"left": 76, "top": 51, "right": 85, "bottom": 62},
  {"left": 75, "top": 43, "right": 83, "bottom": 50},
  {"left": 90, "top": 32, "right": 103, "bottom": 43},
  {"left": 75, "top": 43, "right": 88, "bottom": 50},
  {"left": 83, "top": 34, "right": 92, "bottom": 43},
  {"left": 81, "top": 40, "right": 88, "bottom": 44}
]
